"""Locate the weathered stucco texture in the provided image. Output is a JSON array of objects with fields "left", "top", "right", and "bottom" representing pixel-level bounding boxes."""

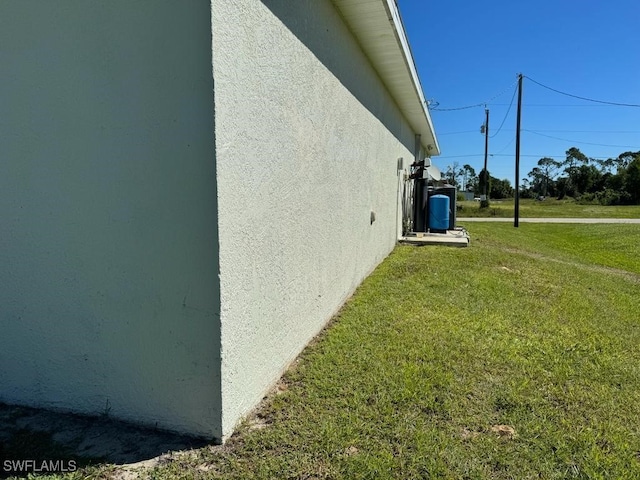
[
  {"left": 0, "top": 1, "right": 222, "bottom": 438},
  {"left": 213, "top": 0, "right": 417, "bottom": 439}
]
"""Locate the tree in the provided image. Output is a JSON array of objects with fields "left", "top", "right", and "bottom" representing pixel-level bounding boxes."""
[
  {"left": 527, "top": 167, "right": 544, "bottom": 195},
  {"left": 537, "top": 149, "right": 640, "bottom": 205},
  {"left": 478, "top": 168, "right": 490, "bottom": 196},
  {"left": 564, "top": 147, "right": 589, "bottom": 172},
  {"left": 596, "top": 157, "right": 616, "bottom": 174},
  {"left": 616, "top": 151, "right": 639, "bottom": 172},
  {"left": 444, "top": 162, "right": 463, "bottom": 187},
  {"left": 626, "top": 156, "right": 640, "bottom": 203},
  {"left": 555, "top": 177, "right": 569, "bottom": 200},
  {"left": 490, "top": 176, "right": 514, "bottom": 199},
  {"left": 573, "top": 164, "right": 602, "bottom": 196},
  {"left": 462, "top": 164, "right": 477, "bottom": 192},
  {"left": 520, "top": 178, "right": 535, "bottom": 198},
  {"left": 563, "top": 147, "right": 589, "bottom": 196},
  {"left": 537, "top": 157, "right": 560, "bottom": 197}
]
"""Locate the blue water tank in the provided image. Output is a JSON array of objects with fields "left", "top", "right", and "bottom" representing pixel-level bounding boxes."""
[{"left": 428, "top": 194, "right": 450, "bottom": 232}]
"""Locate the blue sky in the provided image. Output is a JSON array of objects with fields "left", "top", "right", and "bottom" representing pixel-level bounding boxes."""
[{"left": 397, "top": 0, "right": 640, "bottom": 186}]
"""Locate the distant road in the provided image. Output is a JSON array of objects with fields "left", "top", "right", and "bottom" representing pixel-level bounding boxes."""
[{"left": 457, "top": 218, "right": 640, "bottom": 224}]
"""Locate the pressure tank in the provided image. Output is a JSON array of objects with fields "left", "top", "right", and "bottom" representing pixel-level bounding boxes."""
[
  {"left": 428, "top": 194, "right": 450, "bottom": 232},
  {"left": 436, "top": 186, "right": 457, "bottom": 230}
]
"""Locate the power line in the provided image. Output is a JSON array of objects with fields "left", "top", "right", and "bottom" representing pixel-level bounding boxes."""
[
  {"left": 438, "top": 153, "right": 613, "bottom": 160},
  {"left": 523, "top": 130, "right": 640, "bottom": 149},
  {"left": 523, "top": 129, "right": 640, "bottom": 134},
  {"left": 429, "top": 102, "right": 484, "bottom": 112},
  {"left": 492, "top": 103, "right": 627, "bottom": 107},
  {"left": 525, "top": 75, "right": 640, "bottom": 108},
  {"left": 437, "top": 128, "right": 640, "bottom": 135},
  {"left": 429, "top": 79, "right": 518, "bottom": 111},
  {"left": 437, "top": 130, "right": 478, "bottom": 136},
  {"left": 490, "top": 84, "right": 517, "bottom": 138},
  {"left": 493, "top": 137, "right": 515, "bottom": 155},
  {"left": 431, "top": 75, "right": 640, "bottom": 112}
]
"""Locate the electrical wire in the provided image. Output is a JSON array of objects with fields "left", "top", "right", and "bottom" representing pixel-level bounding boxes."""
[
  {"left": 438, "top": 153, "right": 613, "bottom": 160},
  {"left": 437, "top": 130, "right": 479, "bottom": 136},
  {"left": 431, "top": 75, "right": 639, "bottom": 112},
  {"left": 491, "top": 103, "right": 625, "bottom": 107},
  {"left": 429, "top": 102, "right": 484, "bottom": 112},
  {"left": 525, "top": 76, "right": 640, "bottom": 108},
  {"left": 523, "top": 130, "right": 639, "bottom": 149},
  {"left": 489, "top": 84, "right": 517, "bottom": 138},
  {"left": 429, "top": 79, "right": 519, "bottom": 111},
  {"left": 502, "top": 154, "right": 612, "bottom": 160},
  {"left": 438, "top": 129, "right": 640, "bottom": 135},
  {"left": 491, "top": 137, "right": 515, "bottom": 155},
  {"left": 523, "top": 129, "right": 640, "bottom": 134}
]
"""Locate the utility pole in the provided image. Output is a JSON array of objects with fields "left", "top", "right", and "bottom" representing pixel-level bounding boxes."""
[
  {"left": 514, "top": 73, "right": 523, "bottom": 227},
  {"left": 482, "top": 107, "right": 489, "bottom": 202}
]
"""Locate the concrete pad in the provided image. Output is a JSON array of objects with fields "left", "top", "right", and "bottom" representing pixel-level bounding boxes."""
[{"left": 400, "top": 229, "right": 470, "bottom": 247}]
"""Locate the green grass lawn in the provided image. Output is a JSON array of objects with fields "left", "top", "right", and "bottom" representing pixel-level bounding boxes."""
[
  {"left": 458, "top": 198, "right": 640, "bottom": 218},
  {"left": 21, "top": 224, "right": 640, "bottom": 479}
]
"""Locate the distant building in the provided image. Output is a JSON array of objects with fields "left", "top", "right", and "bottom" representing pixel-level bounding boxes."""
[
  {"left": 461, "top": 191, "right": 477, "bottom": 201},
  {"left": 0, "top": 0, "right": 439, "bottom": 442}
]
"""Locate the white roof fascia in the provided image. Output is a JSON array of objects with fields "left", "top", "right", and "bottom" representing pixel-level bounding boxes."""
[{"left": 332, "top": 0, "right": 440, "bottom": 156}]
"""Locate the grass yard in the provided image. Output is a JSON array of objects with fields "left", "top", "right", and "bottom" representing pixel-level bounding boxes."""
[
  {"left": 15, "top": 224, "right": 640, "bottom": 479},
  {"left": 458, "top": 198, "right": 640, "bottom": 218}
]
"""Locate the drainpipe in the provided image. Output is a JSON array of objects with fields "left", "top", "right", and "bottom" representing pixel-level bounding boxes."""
[{"left": 412, "top": 134, "right": 422, "bottom": 232}]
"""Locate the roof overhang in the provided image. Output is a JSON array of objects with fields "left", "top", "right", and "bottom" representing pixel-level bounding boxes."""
[{"left": 332, "top": 0, "right": 440, "bottom": 156}]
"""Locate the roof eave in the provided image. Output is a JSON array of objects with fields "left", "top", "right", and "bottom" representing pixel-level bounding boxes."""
[{"left": 332, "top": 0, "right": 440, "bottom": 156}]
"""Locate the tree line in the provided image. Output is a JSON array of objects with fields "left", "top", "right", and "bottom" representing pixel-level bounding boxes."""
[
  {"left": 443, "top": 148, "right": 640, "bottom": 205},
  {"left": 523, "top": 148, "right": 640, "bottom": 205},
  {"left": 444, "top": 163, "right": 514, "bottom": 200}
]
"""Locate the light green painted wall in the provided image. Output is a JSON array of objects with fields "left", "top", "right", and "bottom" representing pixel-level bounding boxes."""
[{"left": 0, "top": 0, "right": 222, "bottom": 439}]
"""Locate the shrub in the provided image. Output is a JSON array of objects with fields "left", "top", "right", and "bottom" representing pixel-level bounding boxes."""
[{"left": 577, "top": 189, "right": 633, "bottom": 206}]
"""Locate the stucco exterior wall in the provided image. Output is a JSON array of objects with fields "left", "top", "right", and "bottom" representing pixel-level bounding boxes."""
[
  {"left": 212, "top": 0, "right": 417, "bottom": 439},
  {"left": 0, "top": 1, "right": 222, "bottom": 438}
]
